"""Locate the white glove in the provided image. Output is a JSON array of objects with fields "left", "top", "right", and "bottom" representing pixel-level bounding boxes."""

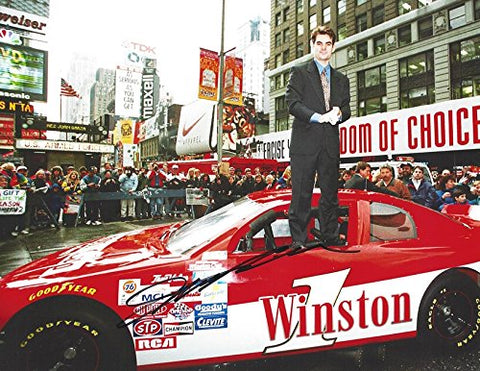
[{"left": 317, "top": 107, "right": 341, "bottom": 125}]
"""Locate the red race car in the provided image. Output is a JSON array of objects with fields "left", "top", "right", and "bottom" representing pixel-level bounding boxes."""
[{"left": 1, "top": 189, "right": 480, "bottom": 370}]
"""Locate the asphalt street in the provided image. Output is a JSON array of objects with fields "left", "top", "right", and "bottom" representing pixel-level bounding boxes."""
[{"left": 1, "top": 219, "right": 480, "bottom": 370}]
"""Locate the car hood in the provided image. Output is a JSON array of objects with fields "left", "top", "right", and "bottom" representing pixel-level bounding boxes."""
[{"left": 1, "top": 223, "right": 185, "bottom": 289}]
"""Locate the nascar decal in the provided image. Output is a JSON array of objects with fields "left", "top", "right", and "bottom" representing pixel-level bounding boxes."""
[
  {"left": 135, "top": 336, "right": 176, "bottom": 351},
  {"left": 261, "top": 269, "right": 412, "bottom": 353},
  {"left": 28, "top": 282, "right": 97, "bottom": 301},
  {"left": 132, "top": 318, "right": 163, "bottom": 337},
  {"left": 194, "top": 303, "right": 228, "bottom": 330},
  {"left": 164, "top": 322, "right": 194, "bottom": 336}
]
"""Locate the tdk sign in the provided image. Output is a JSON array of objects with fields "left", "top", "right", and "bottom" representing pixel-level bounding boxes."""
[{"left": 195, "top": 315, "right": 227, "bottom": 330}]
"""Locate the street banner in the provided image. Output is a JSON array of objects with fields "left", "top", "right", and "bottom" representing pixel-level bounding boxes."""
[
  {"left": 198, "top": 48, "right": 219, "bottom": 101},
  {"left": 238, "top": 97, "right": 480, "bottom": 162},
  {"left": 0, "top": 189, "right": 26, "bottom": 215},
  {"left": 224, "top": 56, "right": 243, "bottom": 106}
]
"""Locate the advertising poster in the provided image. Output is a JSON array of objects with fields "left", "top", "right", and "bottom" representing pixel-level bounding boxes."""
[
  {"left": 198, "top": 48, "right": 219, "bottom": 101},
  {"left": 115, "top": 66, "right": 142, "bottom": 118},
  {"left": 0, "top": 189, "right": 26, "bottom": 215},
  {"left": 0, "top": 42, "right": 47, "bottom": 101},
  {"left": 224, "top": 56, "right": 243, "bottom": 106}
]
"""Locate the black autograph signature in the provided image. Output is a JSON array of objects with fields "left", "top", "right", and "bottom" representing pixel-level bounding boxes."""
[{"left": 117, "top": 241, "right": 323, "bottom": 328}]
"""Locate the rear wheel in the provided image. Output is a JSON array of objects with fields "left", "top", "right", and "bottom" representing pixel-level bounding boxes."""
[
  {"left": 418, "top": 273, "right": 480, "bottom": 352},
  {"left": 4, "top": 297, "right": 136, "bottom": 371}
]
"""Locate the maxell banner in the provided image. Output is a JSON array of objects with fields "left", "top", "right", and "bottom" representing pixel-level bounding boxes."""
[{"left": 141, "top": 68, "right": 157, "bottom": 120}]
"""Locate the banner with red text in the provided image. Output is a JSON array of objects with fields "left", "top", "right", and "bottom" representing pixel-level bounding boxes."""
[
  {"left": 198, "top": 48, "right": 219, "bottom": 101},
  {"left": 239, "top": 97, "right": 480, "bottom": 162}
]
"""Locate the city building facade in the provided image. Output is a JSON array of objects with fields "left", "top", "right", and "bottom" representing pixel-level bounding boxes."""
[{"left": 268, "top": 0, "right": 480, "bottom": 167}]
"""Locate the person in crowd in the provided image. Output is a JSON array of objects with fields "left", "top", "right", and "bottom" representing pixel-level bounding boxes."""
[
  {"left": 276, "top": 166, "right": 292, "bottom": 189},
  {"left": 99, "top": 162, "right": 114, "bottom": 179},
  {"left": 198, "top": 173, "right": 211, "bottom": 189},
  {"left": 338, "top": 169, "right": 353, "bottom": 188},
  {"left": 118, "top": 166, "right": 138, "bottom": 221},
  {"left": 29, "top": 169, "right": 51, "bottom": 229},
  {"left": 14, "top": 165, "right": 33, "bottom": 235},
  {"left": 206, "top": 173, "right": 231, "bottom": 213},
  {"left": 227, "top": 174, "right": 242, "bottom": 199},
  {"left": 99, "top": 169, "right": 120, "bottom": 222},
  {"left": 265, "top": 174, "right": 277, "bottom": 190},
  {"left": 186, "top": 167, "right": 200, "bottom": 188},
  {"left": 470, "top": 180, "right": 480, "bottom": 205},
  {"left": 135, "top": 167, "right": 150, "bottom": 219},
  {"left": 78, "top": 166, "right": 88, "bottom": 180},
  {"left": 452, "top": 188, "right": 470, "bottom": 205},
  {"left": 406, "top": 166, "right": 438, "bottom": 209},
  {"left": 165, "top": 164, "right": 186, "bottom": 217},
  {"left": 62, "top": 170, "right": 82, "bottom": 195},
  {"left": 50, "top": 165, "right": 65, "bottom": 187},
  {"left": 344, "top": 161, "right": 398, "bottom": 196},
  {"left": 376, "top": 164, "right": 411, "bottom": 200},
  {"left": 80, "top": 166, "right": 102, "bottom": 225},
  {"left": 46, "top": 183, "right": 65, "bottom": 227},
  {"left": 66, "top": 165, "right": 76, "bottom": 175},
  {"left": 1, "top": 162, "right": 27, "bottom": 189},
  {"left": 148, "top": 162, "right": 167, "bottom": 220},
  {"left": 435, "top": 175, "right": 457, "bottom": 211},
  {"left": 398, "top": 162, "right": 413, "bottom": 185},
  {"left": 238, "top": 167, "right": 255, "bottom": 196},
  {"left": 0, "top": 174, "right": 15, "bottom": 238},
  {"left": 114, "top": 167, "right": 123, "bottom": 180},
  {"left": 253, "top": 173, "right": 266, "bottom": 192}
]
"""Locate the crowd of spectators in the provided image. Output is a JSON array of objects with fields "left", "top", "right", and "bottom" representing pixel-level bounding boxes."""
[
  {"left": 340, "top": 161, "right": 480, "bottom": 211},
  {"left": 4, "top": 158, "right": 479, "bottom": 239},
  {"left": 0, "top": 161, "right": 293, "bottom": 238}
]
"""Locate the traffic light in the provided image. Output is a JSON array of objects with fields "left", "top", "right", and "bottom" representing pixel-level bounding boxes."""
[
  {"left": 14, "top": 114, "right": 47, "bottom": 138},
  {"left": 91, "top": 114, "right": 112, "bottom": 142}
]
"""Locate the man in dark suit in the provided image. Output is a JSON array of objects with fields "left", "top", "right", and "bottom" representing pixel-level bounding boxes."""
[
  {"left": 286, "top": 26, "right": 351, "bottom": 250},
  {"left": 344, "top": 161, "right": 398, "bottom": 197}
]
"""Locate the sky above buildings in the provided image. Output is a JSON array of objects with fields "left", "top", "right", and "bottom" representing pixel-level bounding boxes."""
[{"left": 42, "top": 0, "right": 270, "bottom": 120}]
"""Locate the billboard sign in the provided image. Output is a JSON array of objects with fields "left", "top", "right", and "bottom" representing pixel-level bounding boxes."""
[
  {"left": 0, "top": 42, "right": 47, "bottom": 101},
  {"left": 115, "top": 66, "right": 142, "bottom": 118}
]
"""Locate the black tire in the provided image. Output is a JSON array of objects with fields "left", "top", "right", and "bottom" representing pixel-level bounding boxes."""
[
  {"left": 4, "top": 296, "right": 136, "bottom": 371},
  {"left": 418, "top": 272, "right": 480, "bottom": 352}
]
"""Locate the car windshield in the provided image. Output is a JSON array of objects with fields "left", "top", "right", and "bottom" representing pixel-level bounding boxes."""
[{"left": 167, "top": 197, "right": 266, "bottom": 255}]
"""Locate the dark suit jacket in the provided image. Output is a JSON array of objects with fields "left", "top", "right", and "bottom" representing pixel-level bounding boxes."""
[
  {"left": 345, "top": 174, "right": 399, "bottom": 197},
  {"left": 286, "top": 59, "right": 350, "bottom": 158}
]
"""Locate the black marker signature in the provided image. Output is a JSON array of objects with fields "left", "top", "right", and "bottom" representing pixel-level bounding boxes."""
[{"left": 117, "top": 242, "right": 325, "bottom": 328}]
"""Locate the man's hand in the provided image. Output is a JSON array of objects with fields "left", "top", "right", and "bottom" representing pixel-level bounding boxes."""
[{"left": 312, "top": 107, "right": 341, "bottom": 125}]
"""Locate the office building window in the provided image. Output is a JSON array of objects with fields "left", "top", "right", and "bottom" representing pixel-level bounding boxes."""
[
  {"left": 356, "top": 13, "right": 367, "bottom": 33},
  {"left": 475, "top": 0, "right": 480, "bottom": 20},
  {"left": 310, "top": 0, "right": 316, "bottom": 7},
  {"left": 323, "top": 6, "right": 331, "bottom": 23},
  {"left": 297, "top": 21, "right": 304, "bottom": 36},
  {"left": 338, "top": 0, "right": 346, "bottom": 15},
  {"left": 357, "top": 0, "right": 367, "bottom": 5},
  {"left": 296, "top": 43, "right": 304, "bottom": 58},
  {"left": 282, "top": 50, "right": 290, "bottom": 64},
  {"left": 310, "top": 14, "right": 317, "bottom": 30},
  {"left": 450, "top": 36, "right": 480, "bottom": 99},
  {"left": 297, "top": 0, "right": 304, "bottom": 13},
  {"left": 275, "top": 96, "right": 287, "bottom": 110},
  {"left": 276, "top": 117, "right": 290, "bottom": 131},
  {"left": 283, "top": 7, "right": 290, "bottom": 22},
  {"left": 338, "top": 23, "right": 347, "bottom": 41},
  {"left": 358, "top": 65, "right": 387, "bottom": 116},
  {"left": 357, "top": 41, "right": 368, "bottom": 61},
  {"left": 398, "top": 25, "right": 411, "bottom": 46},
  {"left": 449, "top": 4, "right": 466, "bottom": 29},
  {"left": 275, "top": 12, "right": 282, "bottom": 26},
  {"left": 284, "top": 72, "right": 290, "bottom": 86},
  {"left": 275, "top": 33, "right": 282, "bottom": 47},
  {"left": 418, "top": 16, "right": 433, "bottom": 40},
  {"left": 283, "top": 29, "right": 290, "bottom": 43},
  {"left": 275, "top": 54, "right": 281, "bottom": 69},
  {"left": 374, "top": 35, "right": 385, "bottom": 55},
  {"left": 372, "top": 5, "right": 384, "bottom": 26},
  {"left": 399, "top": 51, "right": 435, "bottom": 108},
  {"left": 274, "top": 75, "right": 282, "bottom": 90}
]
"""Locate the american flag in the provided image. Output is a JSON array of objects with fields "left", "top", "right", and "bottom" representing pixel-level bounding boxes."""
[{"left": 60, "top": 78, "right": 81, "bottom": 98}]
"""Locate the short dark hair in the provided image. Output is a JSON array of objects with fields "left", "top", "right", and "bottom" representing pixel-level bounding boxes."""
[
  {"left": 310, "top": 26, "right": 336, "bottom": 45},
  {"left": 355, "top": 161, "right": 370, "bottom": 173}
]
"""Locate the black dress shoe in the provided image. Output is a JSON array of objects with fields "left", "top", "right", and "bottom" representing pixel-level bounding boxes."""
[
  {"left": 324, "top": 237, "right": 346, "bottom": 246},
  {"left": 290, "top": 241, "right": 306, "bottom": 251}
]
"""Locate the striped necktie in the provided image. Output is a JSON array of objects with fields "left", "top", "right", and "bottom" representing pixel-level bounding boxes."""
[{"left": 320, "top": 69, "right": 330, "bottom": 111}]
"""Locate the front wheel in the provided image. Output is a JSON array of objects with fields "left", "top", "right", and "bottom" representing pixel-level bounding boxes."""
[
  {"left": 4, "top": 297, "right": 136, "bottom": 371},
  {"left": 418, "top": 272, "right": 480, "bottom": 352}
]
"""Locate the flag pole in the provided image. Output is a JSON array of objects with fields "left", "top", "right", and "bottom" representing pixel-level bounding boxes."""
[{"left": 216, "top": 0, "right": 225, "bottom": 171}]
